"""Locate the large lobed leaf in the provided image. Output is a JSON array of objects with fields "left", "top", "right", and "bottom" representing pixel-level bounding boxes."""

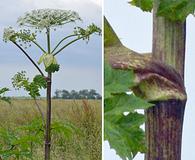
[
  {"left": 12, "top": 71, "right": 46, "bottom": 98},
  {"left": 104, "top": 63, "right": 135, "bottom": 99},
  {"left": 104, "top": 62, "right": 153, "bottom": 159},
  {"left": 129, "top": 0, "right": 153, "bottom": 12},
  {"left": 105, "top": 94, "right": 153, "bottom": 115},
  {"left": 105, "top": 112, "right": 146, "bottom": 160},
  {"left": 157, "top": 0, "right": 195, "bottom": 21},
  {"left": 129, "top": 0, "right": 195, "bottom": 21}
]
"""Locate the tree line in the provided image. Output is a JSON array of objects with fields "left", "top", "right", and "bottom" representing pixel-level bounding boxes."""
[{"left": 53, "top": 89, "right": 101, "bottom": 99}]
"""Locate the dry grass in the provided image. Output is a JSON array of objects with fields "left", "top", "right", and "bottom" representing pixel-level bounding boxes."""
[{"left": 0, "top": 99, "right": 102, "bottom": 160}]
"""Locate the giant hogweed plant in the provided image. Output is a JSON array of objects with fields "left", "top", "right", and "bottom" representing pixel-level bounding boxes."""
[
  {"left": 3, "top": 9, "right": 101, "bottom": 160},
  {"left": 104, "top": 0, "right": 193, "bottom": 159}
]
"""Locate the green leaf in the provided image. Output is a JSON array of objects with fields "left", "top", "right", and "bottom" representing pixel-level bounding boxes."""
[
  {"left": 157, "top": 0, "right": 195, "bottom": 21},
  {"left": 104, "top": 60, "right": 153, "bottom": 159},
  {"left": 12, "top": 71, "right": 46, "bottom": 98},
  {"left": 26, "top": 82, "right": 40, "bottom": 98},
  {"left": 104, "top": 62, "right": 135, "bottom": 98},
  {"left": 129, "top": 0, "right": 195, "bottom": 21},
  {"left": 105, "top": 94, "right": 153, "bottom": 115},
  {"left": 0, "top": 87, "right": 11, "bottom": 104},
  {"left": 45, "top": 63, "right": 60, "bottom": 73},
  {"left": 117, "top": 112, "right": 145, "bottom": 127},
  {"left": 105, "top": 113, "right": 146, "bottom": 160},
  {"left": 129, "top": 0, "right": 153, "bottom": 12},
  {"left": 0, "top": 88, "right": 9, "bottom": 94},
  {"left": 38, "top": 53, "right": 60, "bottom": 73},
  {"left": 33, "top": 75, "right": 46, "bottom": 89}
]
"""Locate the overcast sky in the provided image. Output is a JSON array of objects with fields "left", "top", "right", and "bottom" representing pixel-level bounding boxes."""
[
  {"left": 104, "top": 0, "right": 195, "bottom": 160},
  {"left": 0, "top": 0, "right": 102, "bottom": 97}
]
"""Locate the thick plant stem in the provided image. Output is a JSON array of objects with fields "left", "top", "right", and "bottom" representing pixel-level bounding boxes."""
[
  {"left": 45, "top": 73, "right": 52, "bottom": 160},
  {"left": 152, "top": 1, "right": 186, "bottom": 77},
  {"left": 45, "top": 27, "right": 52, "bottom": 160},
  {"left": 145, "top": 100, "right": 186, "bottom": 160},
  {"left": 145, "top": 0, "right": 186, "bottom": 160}
]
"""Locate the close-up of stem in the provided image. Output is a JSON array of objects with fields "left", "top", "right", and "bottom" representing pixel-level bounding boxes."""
[{"left": 145, "top": 1, "right": 186, "bottom": 159}]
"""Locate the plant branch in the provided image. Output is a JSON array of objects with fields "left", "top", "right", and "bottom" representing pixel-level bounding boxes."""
[
  {"left": 13, "top": 42, "right": 45, "bottom": 77},
  {"left": 51, "top": 34, "right": 80, "bottom": 54},
  {"left": 34, "top": 99, "right": 45, "bottom": 125},
  {"left": 32, "top": 40, "right": 46, "bottom": 53},
  {"left": 53, "top": 35, "right": 90, "bottom": 56}
]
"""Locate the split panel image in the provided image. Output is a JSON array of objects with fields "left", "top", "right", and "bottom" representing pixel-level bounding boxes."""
[{"left": 0, "top": 0, "right": 102, "bottom": 160}]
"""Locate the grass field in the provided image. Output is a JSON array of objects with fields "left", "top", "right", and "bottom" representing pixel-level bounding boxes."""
[{"left": 0, "top": 99, "right": 102, "bottom": 160}]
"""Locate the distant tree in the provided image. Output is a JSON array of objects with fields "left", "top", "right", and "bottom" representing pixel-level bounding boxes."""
[
  {"left": 53, "top": 89, "right": 101, "bottom": 99},
  {"left": 53, "top": 89, "right": 61, "bottom": 99},
  {"left": 88, "top": 89, "right": 97, "bottom": 99},
  {"left": 61, "top": 90, "right": 70, "bottom": 99},
  {"left": 79, "top": 89, "right": 89, "bottom": 99},
  {"left": 70, "top": 90, "right": 79, "bottom": 99}
]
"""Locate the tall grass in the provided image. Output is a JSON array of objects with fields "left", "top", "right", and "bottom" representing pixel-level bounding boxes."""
[{"left": 0, "top": 99, "right": 102, "bottom": 160}]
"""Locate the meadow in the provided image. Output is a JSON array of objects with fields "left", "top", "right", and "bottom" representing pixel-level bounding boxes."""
[{"left": 0, "top": 99, "right": 102, "bottom": 160}]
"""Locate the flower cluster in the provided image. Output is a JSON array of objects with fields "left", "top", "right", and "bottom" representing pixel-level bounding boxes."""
[
  {"left": 74, "top": 23, "right": 101, "bottom": 41},
  {"left": 16, "top": 29, "right": 36, "bottom": 48},
  {"left": 3, "top": 27, "right": 36, "bottom": 49},
  {"left": 3, "top": 27, "right": 16, "bottom": 42},
  {"left": 17, "top": 9, "right": 82, "bottom": 29}
]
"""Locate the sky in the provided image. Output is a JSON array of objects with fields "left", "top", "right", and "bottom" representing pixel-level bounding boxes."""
[
  {"left": 104, "top": 0, "right": 195, "bottom": 160},
  {"left": 0, "top": 0, "right": 102, "bottom": 97}
]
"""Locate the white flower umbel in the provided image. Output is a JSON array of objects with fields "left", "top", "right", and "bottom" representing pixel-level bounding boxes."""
[
  {"left": 3, "top": 27, "right": 16, "bottom": 42},
  {"left": 17, "top": 9, "right": 82, "bottom": 29}
]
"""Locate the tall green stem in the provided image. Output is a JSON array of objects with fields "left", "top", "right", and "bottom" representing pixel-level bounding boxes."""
[
  {"left": 53, "top": 34, "right": 90, "bottom": 56},
  {"left": 51, "top": 34, "right": 79, "bottom": 54},
  {"left": 145, "top": 0, "right": 186, "bottom": 160},
  {"left": 47, "top": 28, "right": 51, "bottom": 54},
  {"left": 45, "top": 27, "right": 52, "bottom": 160}
]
